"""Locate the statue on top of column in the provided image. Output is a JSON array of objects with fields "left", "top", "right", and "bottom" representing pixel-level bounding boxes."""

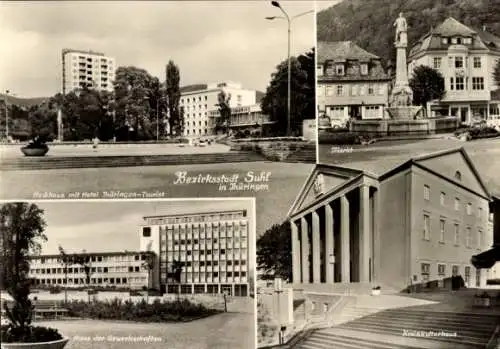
[{"left": 394, "top": 12, "right": 408, "bottom": 46}]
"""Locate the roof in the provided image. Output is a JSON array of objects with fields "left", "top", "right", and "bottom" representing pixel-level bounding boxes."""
[
  {"left": 180, "top": 84, "right": 208, "bottom": 93},
  {"left": 143, "top": 209, "right": 247, "bottom": 220},
  {"left": 317, "top": 41, "right": 379, "bottom": 63},
  {"left": 433, "top": 17, "right": 476, "bottom": 37},
  {"left": 409, "top": 17, "right": 500, "bottom": 58},
  {"left": 379, "top": 147, "right": 491, "bottom": 199},
  {"left": 28, "top": 250, "right": 155, "bottom": 260}
]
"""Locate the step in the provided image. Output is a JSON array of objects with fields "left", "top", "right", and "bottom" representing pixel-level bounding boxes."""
[
  {"left": 338, "top": 322, "right": 488, "bottom": 347},
  {"left": 300, "top": 332, "right": 426, "bottom": 349},
  {"left": 318, "top": 327, "right": 482, "bottom": 349}
]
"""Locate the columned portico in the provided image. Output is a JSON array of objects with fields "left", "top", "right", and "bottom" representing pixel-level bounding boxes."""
[{"left": 290, "top": 174, "right": 380, "bottom": 287}]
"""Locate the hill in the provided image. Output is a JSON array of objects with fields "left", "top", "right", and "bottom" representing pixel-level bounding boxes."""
[
  {"left": 317, "top": 0, "right": 500, "bottom": 65},
  {"left": 0, "top": 94, "right": 48, "bottom": 108}
]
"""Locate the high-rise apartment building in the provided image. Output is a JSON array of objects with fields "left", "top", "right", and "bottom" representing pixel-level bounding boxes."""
[
  {"left": 140, "top": 209, "right": 252, "bottom": 296},
  {"left": 61, "top": 49, "right": 115, "bottom": 95},
  {"left": 179, "top": 82, "right": 256, "bottom": 137}
]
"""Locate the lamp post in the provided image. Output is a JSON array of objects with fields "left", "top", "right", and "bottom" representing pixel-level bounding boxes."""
[
  {"left": 144, "top": 96, "right": 164, "bottom": 142},
  {"left": 266, "top": 2, "right": 313, "bottom": 136},
  {"left": 274, "top": 277, "right": 284, "bottom": 344}
]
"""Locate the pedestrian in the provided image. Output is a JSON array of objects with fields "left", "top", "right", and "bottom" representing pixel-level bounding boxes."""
[{"left": 92, "top": 136, "right": 99, "bottom": 151}]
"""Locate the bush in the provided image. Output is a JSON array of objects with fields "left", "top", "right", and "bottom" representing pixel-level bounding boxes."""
[
  {"left": 65, "top": 298, "right": 220, "bottom": 322},
  {"left": 469, "top": 126, "right": 499, "bottom": 139},
  {"left": 1, "top": 325, "right": 63, "bottom": 343},
  {"left": 319, "top": 131, "right": 361, "bottom": 145}
]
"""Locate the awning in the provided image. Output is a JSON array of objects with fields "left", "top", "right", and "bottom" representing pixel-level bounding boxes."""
[{"left": 471, "top": 246, "right": 500, "bottom": 269}]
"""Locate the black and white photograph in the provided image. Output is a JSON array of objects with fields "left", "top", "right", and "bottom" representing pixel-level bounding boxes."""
[
  {"left": 254, "top": 1, "right": 500, "bottom": 349},
  {"left": 0, "top": 198, "right": 256, "bottom": 349},
  {"left": 0, "top": 0, "right": 316, "bottom": 201}
]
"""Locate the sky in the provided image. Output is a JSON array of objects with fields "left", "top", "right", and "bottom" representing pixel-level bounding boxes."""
[
  {"left": 0, "top": 0, "right": 316, "bottom": 98},
  {"left": 26, "top": 199, "right": 255, "bottom": 258}
]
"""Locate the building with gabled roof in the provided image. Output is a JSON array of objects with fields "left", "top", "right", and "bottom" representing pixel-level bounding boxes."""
[
  {"left": 287, "top": 147, "right": 494, "bottom": 293},
  {"left": 408, "top": 17, "right": 500, "bottom": 125},
  {"left": 317, "top": 41, "right": 391, "bottom": 127}
]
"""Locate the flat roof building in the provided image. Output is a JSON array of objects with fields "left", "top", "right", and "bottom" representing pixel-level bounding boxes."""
[
  {"left": 62, "top": 49, "right": 115, "bottom": 95},
  {"left": 140, "top": 209, "right": 252, "bottom": 296},
  {"left": 28, "top": 251, "right": 155, "bottom": 290}
]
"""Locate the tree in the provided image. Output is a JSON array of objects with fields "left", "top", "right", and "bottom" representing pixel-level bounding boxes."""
[
  {"left": 261, "top": 48, "right": 315, "bottom": 136},
  {"left": 256, "top": 221, "right": 292, "bottom": 282},
  {"left": 141, "top": 252, "right": 155, "bottom": 303},
  {"left": 409, "top": 65, "right": 445, "bottom": 108},
  {"left": 494, "top": 58, "right": 500, "bottom": 87},
  {"left": 113, "top": 66, "right": 158, "bottom": 140},
  {"left": 57, "top": 246, "right": 72, "bottom": 304},
  {"left": 167, "top": 260, "right": 183, "bottom": 300},
  {"left": 166, "top": 61, "right": 181, "bottom": 136},
  {"left": 0, "top": 203, "right": 62, "bottom": 343},
  {"left": 71, "top": 252, "right": 93, "bottom": 303},
  {"left": 216, "top": 90, "right": 231, "bottom": 136}
]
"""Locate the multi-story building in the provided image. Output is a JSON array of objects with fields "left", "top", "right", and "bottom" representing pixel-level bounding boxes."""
[
  {"left": 62, "top": 49, "right": 115, "bottom": 95},
  {"left": 139, "top": 209, "right": 252, "bottom": 296},
  {"left": 408, "top": 17, "right": 500, "bottom": 124},
  {"left": 317, "top": 41, "right": 391, "bottom": 126},
  {"left": 288, "top": 147, "right": 494, "bottom": 292},
  {"left": 179, "top": 82, "right": 256, "bottom": 137},
  {"left": 207, "top": 104, "right": 275, "bottom": 136},
  {"left": 28, "top": 251, "right": 154, "bottom": 290}
]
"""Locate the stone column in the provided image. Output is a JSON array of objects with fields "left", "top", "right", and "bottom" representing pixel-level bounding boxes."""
[
  {"left": 340, "top": 196, "right": 350, "bottom": 282},
  {"left": 312, "top": 211, "right": 321, "bottom": 283},
  {"left": 372, "top": 189, "right": 380, "bottom": 284},
  {"left": 359, "top": 185, "right": 370, "bottom": 282},
  {"left": 301, "top": 217, "right": 309, "bottom": 283},
  {"left": 325, "top": 203, "right": 334, "bottom": 283},
  {"left": 291, "top": 220, "right": 301, "bottom": 283}
]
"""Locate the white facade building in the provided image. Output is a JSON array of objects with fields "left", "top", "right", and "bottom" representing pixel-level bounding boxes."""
[
  {"left": 62, "top": 49, "right": 115, "bottom": 95},
  {"left": 408, "top": 18, "right": 500, "bottom": 124},
  {"left": 180, "top": 82, "right": 256, "bottom": 137},
  {"left": 28, "top": 251, "right": 154, "bottom": 290},
  {"left": 139, "top": 209, "right": 252, "bottom": 296},
  {"left": 207, "top": 104, "right": 275, "bottom": 135}
]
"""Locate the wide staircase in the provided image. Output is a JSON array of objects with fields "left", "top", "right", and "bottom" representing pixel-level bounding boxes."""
[
  {"left": 285, "top": 144, "right": 316, "bottom": 163},
  {"left": 294, "top": 294, "right": 500, "bottom": 349},
  {"left": 0, "top": 151, "right": 266, "bottom": 171}
]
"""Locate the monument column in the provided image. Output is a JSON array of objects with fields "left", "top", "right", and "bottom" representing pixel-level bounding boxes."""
[
  {"left": 301, "top": 216, "right": 309, "bottom": 283},
  {"left": 390, "top": 13, "right": 413, "bottom": 107},
  {"left": 340, "top": 196, "right": 350, "bottom": 282},
  {"left": 291, "top": 220, "right": 301, "bottom": 283},
  {"left": 325, "top": 203, "right": 334, "bottom": 284},
  {"left": 312, "top": 211, "right": 321, "bottom": 283}
]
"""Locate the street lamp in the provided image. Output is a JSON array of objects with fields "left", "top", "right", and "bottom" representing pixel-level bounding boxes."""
[
  {"left": 144, "top": 96, "right": 165, "bottom": 142},
  {"left": 266, "top": 2, "right": 313, "bottom": 136},
  {"left": 274, "top": 277, "right": 285, "bottom": 344}
]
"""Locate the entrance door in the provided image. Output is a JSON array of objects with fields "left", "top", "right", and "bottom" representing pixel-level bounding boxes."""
[
  {"left": 476, "top": 269, "right": 481, "bottom": 287},
  {"left": 460, "top": 107, "right": 469, "bottom": 124}
]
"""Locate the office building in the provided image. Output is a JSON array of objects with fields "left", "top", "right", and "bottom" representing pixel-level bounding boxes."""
[
  {"left": 28, "top": 251, "right": 155, "bottom": 290},
  {"left": 62, "top": 49, "right": 115, "bottom": 94},
  {"left": 140, "top": 209, "right": 251, "bottom": 296},
  {"left": 317, "top": 41, "right": 391, "bottom": 127},
  {"left": 288, "top": 147, "right": 494, "bottom": 292},
  {"left": 408, "top": 17, "right": 500, "bottom": 124},
  {"left": 180, "top": 82, "right": 256, "bottom": 137}
]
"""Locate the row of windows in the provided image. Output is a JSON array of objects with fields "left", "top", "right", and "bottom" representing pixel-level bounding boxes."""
[
  {"left": 448, "top": 77, "right": 485, "bottom": 91},
  {"left": 318, "top": 62, "right": 370, "bottom": 77},
  {"left": 143, "top": 224, "right": 248, "bottom": 237},
  {"left": 162, "top": 248, "right": 247, "bottom": 259},
  {"left": 36, "top": 254, "right": 147, "bottom": 265},
  {"left": 164, "top": 236, "right": 247, "bottom": 245},
  {"left": 162, "top": 260, "right": 246, "bottom": 268},
  {"left": 318, "top": 84, "right": 385, "bottom": 97},
  {"left": 440, "top": 36, "right": 473, "bottom": 45},
  {"left": 181, "top": 95, "right": 209, "bottom": 104},
  {"left": 433, "top": 56, "right": 482, "bottom": 69},
  {"left": 30, "top": 265, "right": 147, "bottom": 275},
  {"left": 145, "top": 212, "right": 247, "bottom": 225},
  {"left": 161, "top": 271, "right": 247, "bottom": 281},
  {"left": 423, "top": 184, "right": 486, "bottom": 218},
  {"left": 420, "top": 263, "right": 478, "bottom": 285},
  {"left": 422, "top": 213, "right": 484, "bottom": 248},
  {"left": 34, "top": 277, "right": 137, "bottom": 285}
]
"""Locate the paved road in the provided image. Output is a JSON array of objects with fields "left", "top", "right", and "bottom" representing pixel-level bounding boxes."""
[
  {"left": 0, "top": 162, "right": 313, "bottom": 236},
  {"left": 319, "top": 137, "right": 500, "bottom": 194},
  {"left": 0, "top": 143, "right": 231, "bottom": 159},
  {"left": 36, "top": 312, "right": 255, "bottom": 349}
]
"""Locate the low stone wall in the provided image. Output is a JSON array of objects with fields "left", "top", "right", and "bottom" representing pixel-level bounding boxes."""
[
  {"left": 230, "top": 139, "right": 314, "bottom": 162},
  {"left": 350, "top": 117, "right": 458, "bottom": 136}
]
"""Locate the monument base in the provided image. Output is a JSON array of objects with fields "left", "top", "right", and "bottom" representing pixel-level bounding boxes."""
[
  {"left": 386, "top": 106, "right": 423, "bottom": 120},
  {"left": 350, "top": 116, "right": 457, "bottom": 137}
]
